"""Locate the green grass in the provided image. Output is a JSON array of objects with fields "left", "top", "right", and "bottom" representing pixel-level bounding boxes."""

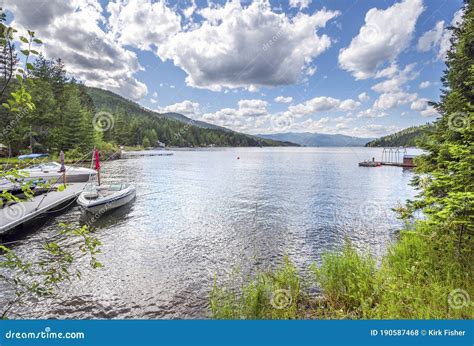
[
  {"left": 210, "top": 256, "right": 303, "bottom": 319},
  {"left": 310, "top": 241, "right": 377, "bottom": 318},
  {"left": 210, "top": 225, "right": 473, "bottom": 319}
]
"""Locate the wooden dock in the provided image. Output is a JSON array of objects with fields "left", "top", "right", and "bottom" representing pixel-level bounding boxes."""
[
  {"left": 358, "top": 161, "right": 415, "bottom": 168},
  {"left": 121, "top": 151, "right": 174, "bottom": 158},
  {"left": 0, "top": 183, "right": 87, "bottom": 235}
]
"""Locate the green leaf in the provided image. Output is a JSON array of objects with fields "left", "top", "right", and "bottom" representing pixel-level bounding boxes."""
[
  {"left": 26, "top": 63, "right": 34, "bottom": 70},
  {"left": 19, "top": 36, "right": 29, "bottom": 43},
  {"left": 20, "top": 49, "right": 29, "bottom": 56},
  {"left": 33, "top": 38, "right": 43, "bottom": 44},
  {"left": 2, "top": 103, "right": 10, "bottom": 109},
  {"left": 30, "top": 50, "right": 39, "bottom": 55}
]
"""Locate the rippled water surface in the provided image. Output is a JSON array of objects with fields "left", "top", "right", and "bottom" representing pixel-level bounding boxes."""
[{"left": 1, "top": 147, "right": 419, "bottom": 318}]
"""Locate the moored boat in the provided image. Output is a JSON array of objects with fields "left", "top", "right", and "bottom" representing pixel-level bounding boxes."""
[
  {"left": 77, "top": 184, "right": 136, "bottom": 213},
  {"left": 19, "top": 162, "right": 96, "bottom": 183}
]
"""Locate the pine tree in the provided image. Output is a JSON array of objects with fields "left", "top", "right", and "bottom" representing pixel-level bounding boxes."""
[
  {"left": 412, "top": 0, "right": 473, "bottom": 257},
  {"left": 80, "top": 109, "right": 95, "bottom": 152},
  {"left": 61, "top": 84, "right": 83, "bottom": 150}
]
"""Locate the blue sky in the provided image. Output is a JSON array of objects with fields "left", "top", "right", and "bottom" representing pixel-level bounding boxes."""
[{"left": 5, "top": 0, "right": 465, "bottom": 137}]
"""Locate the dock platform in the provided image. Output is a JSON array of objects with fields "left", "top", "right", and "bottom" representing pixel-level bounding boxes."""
[
  {"left": 0, "top": 183, "right": 87, "bottom": 235},
  {"left": 121, "top": 151, "right": 174, "bottom": 158},
  {"left": 358, "top": 161, "right": 415, "bottom": 168}
]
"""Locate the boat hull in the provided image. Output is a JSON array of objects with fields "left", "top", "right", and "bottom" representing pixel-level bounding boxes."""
[
  {"left": 22, "top": 172, "right": 95, "bottom": 183},
  {"left": 78, "top": 186, "right": 136, "bottom": 214}
]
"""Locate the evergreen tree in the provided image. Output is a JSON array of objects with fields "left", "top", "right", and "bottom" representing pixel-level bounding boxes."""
[
  {"left": 80, "top": 109, "right": 95, "bottom": 152},
  {"left": 411, "top": 1, "right": 473, "bottom": 258},
  {"left": 61, "top": 84, "right": 83, "bottom": 150}
]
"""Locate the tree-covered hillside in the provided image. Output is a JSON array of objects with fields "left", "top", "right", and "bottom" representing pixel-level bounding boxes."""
[
  {"left": 86, "top": 86, "right": 295, "bottom": 148},
  {"left": 365, "top": 124, "right": 433, "bottom": 147},
  {"left": 0, "top": 52, "right": 295, "bottom": 157}
]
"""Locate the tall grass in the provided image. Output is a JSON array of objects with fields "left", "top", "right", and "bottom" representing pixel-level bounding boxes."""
[
  {"left": 310, "top": 241, "right": 377, "bottom": 318},
  {"left": 210, "top": 225, "right": 473, "bottom": 319},
  {"left": 210, "top": 256, "right": 302, "bottom": 319}
]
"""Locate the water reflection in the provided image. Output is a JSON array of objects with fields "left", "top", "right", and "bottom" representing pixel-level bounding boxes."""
[{"left": 1, "top": 147, "right": 419, "bottom": 318}]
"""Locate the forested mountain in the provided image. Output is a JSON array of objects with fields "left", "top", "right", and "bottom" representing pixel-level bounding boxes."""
[
  {"left": 365, "top": 124, "right": 433, "bottom": 147},
  {"left": 257, "top": 132, "right": 372, "bottom": 146},
  {"left": 0, "top": 56, "right": 295, "bottom": 156},
  {"left": 85, "top": 87, "right": 228, "bottom": 131},
  {"left": 85, "top": 86, "right": 296, "bottom": 148}
]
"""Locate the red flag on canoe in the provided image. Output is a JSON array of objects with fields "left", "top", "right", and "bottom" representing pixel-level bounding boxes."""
[{"left": 94, "top": 149, "right": 101, "bottom": 171}]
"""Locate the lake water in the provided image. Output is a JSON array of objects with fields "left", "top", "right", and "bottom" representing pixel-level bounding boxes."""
[{"left": 1, "top": 147, "right": 419, "bottom": 318}]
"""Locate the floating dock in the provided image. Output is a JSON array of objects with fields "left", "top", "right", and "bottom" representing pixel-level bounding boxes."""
[
  {"left": 120, "top": 151, "right": 174, "bottom": 158},
  {"left": 359, "top": 148, "right": 416, "bottom": 168},
  {"left": 358, "top": 161, "right": 415, "bottom": 168},
  {"left": 0, "top": 183, "right": 87, "bottom": 235}
]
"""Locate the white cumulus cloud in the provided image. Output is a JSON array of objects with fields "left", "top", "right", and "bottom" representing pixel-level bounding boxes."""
[
  {"left": 410, "top": 98, "right": 439, "bottom": 117},
  {"left": 288, "top": 96, "right": 360, "bottom": 117},
  {"left": 159, "top": 100, "right": 200, "bottom": 116},
  {"left": 416, "top": 8, "right": 465, "bottom": 61},
  {"left": 358, "top": 92, "right": 370, "bottom": 102},
  {"left": 107, "top": 0, "right": 181, "bottom": 51},
  {"left": 338, "top": 0, "right": 424, "bottom": 79},
  {"left": 156, "top": 1, "right": 340, "bottom": 91},
  {"left": 5, "top": 0, "right": 148, "bottom": 101},
  {"left": 289, "top": 0, "right": 311, "bottom": 9},
  {"left": 419, "top": 81, "right": 431, "bottom": 89},
  {"left": 274, "top": 96, "right": 293, "bottom": 103}
]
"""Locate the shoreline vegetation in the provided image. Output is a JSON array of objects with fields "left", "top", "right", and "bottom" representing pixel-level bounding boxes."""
[{"left": 210, "top": 1, "right": 473, "bottom": 320}]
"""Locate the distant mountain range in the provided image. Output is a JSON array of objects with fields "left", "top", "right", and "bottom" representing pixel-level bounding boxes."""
[
  {"left": 257, "top": 132, "right": 373, "bottom": 147},
  {"left": 365, "top": 124, "right": 432, "bottom": 147}
]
